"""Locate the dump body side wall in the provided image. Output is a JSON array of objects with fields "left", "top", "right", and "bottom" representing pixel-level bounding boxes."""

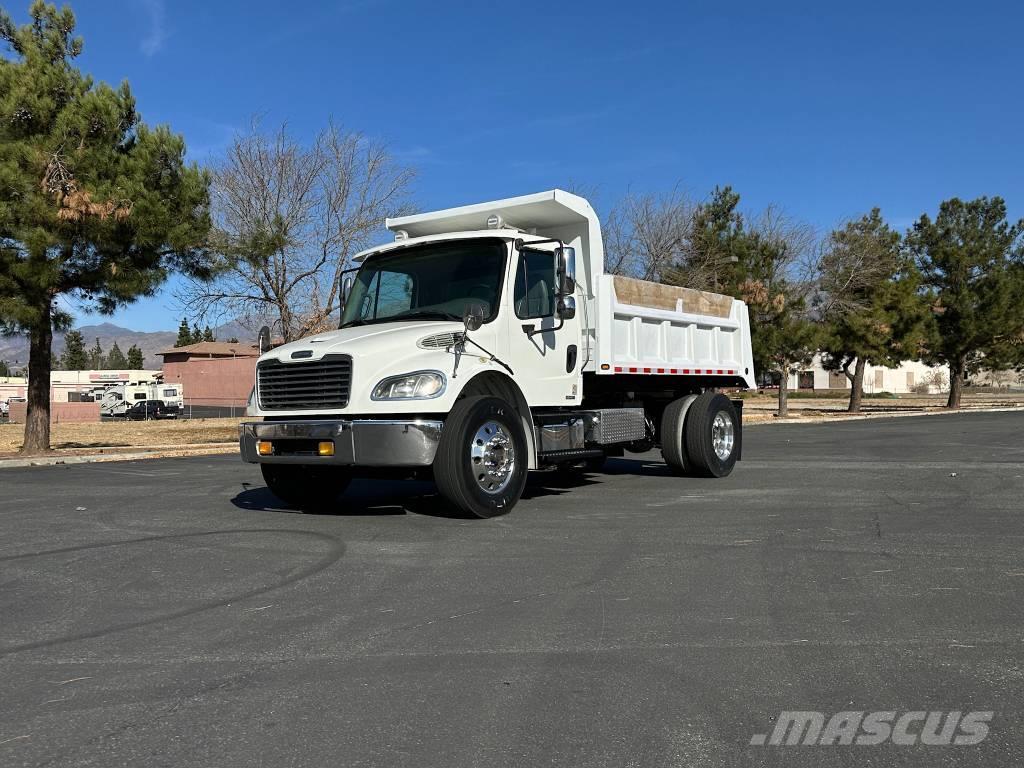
[{"left": 591, "top": 274, "right": 756, "bottom": 390}]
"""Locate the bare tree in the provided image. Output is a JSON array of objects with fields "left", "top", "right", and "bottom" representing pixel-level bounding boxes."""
[
  {"left": 602, "top": 188, "right": 694, "bottom": 281},
  {"left": 179, "top": 121, "right": 415, "bottom": 342}
]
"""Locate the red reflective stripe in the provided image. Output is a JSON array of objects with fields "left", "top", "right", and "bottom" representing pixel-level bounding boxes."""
[
  {"left": 614, "top": 366, "right": 623, "bottom": 373},
  {"left": 670, "top": 368, "right": 678, "bottom": 374},
  {"left": 716, "top": 369, "right": 723, "bottom": 374},
  {"left": 629, "top": 367, "right": 638, "bottom": 373},
  {"left": 643, "top": 367, "right": 651, "bottom": 373}
]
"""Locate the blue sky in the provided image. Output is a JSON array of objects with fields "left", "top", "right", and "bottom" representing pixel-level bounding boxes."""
[{"left": 17, "top": 0, "right": 1024, "bottom": 331}]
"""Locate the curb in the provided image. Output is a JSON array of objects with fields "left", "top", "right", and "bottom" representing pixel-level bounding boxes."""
[
  {"left": 743, "top": 404, "right": 1024, "bottom": 425},
  {"left": 0, "top": 443, "right": 237, "bottom": 469}
]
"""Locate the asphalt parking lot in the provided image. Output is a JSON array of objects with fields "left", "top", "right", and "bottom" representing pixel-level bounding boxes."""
[{"left": 1, "top": 412, "right": 1023, "bottom": 767}]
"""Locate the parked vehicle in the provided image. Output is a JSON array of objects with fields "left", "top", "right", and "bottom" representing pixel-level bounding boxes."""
[
  {"left": 125, "top": 399, "right": 179, "bottom": 420},
  {"left": 240, "top": 190, "right": 755, "bottom": 516},
  {"left": 0, "top": 399, "right": 8, "bottom": 417},
  {"left": 100, "top": 382, "right": 183, "bottom": 417}
]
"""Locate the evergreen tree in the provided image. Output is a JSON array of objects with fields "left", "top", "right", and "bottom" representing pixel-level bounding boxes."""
[
  {"left": 126, "top": 344, "right": 144, "bottom": 369},
  {"left": 60, "top": 329, "right": 87, "bottom": 370},
  {"left": 818, "top": 210, "right": 935, "bottom": 412},
  {"left": 664, "top": 187, "right": 818, "bottom": 415},
  {"left": 227, "top": 337, "right": 239, "bottom": 344},
  {"left": 175, "top": 318, "right": 193, "bottom": 347},
  {"left": 191, "top": 323, "right": 203, "bottom": 344},
  {"left": 906, "top": 197, "right": 1024, "bottom": 407},
  {"left": 0, "top": 2, "right": 212, "bottom": 453},
  {"left": 105, "top": 341, "right": 127, "bottom": 369},
  {"left": 202, "top": 325, "right": 215, "bottom": 342},
  {"left": 0, "top": 360, "right": 10, "bottom": 377},
  {"left": 88, "top": 337, "right": 104, "bottom": 369}
]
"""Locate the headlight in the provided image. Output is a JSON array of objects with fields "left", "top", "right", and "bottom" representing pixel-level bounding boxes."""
[{"left": 371, "top": 371, "right": 446, "bottom": 400}]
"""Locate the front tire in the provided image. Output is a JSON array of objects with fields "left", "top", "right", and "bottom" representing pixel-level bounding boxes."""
[
  {"left": 434, "top": 396, "right": 528, "bottom": 518},
  {"left": 261, "top": 464, "right": 352, "bottom": 510}
]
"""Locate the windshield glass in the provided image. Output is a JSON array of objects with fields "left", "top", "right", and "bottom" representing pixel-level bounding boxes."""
[{"left": 341, "top": 239, "right": 506, "bottom": 327}]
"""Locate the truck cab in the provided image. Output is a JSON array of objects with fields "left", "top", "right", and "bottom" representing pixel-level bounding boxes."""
[{"left": 240, "top": 190, "right": 755, "bottom": 517}]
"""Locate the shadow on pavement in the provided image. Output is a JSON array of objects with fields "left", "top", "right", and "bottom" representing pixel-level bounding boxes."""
[
  {"left": 231, "top": 480, "right": 468, "bottom": 519},
  {"left": 232, "top": 458, "right": 675, "bottom": 515}
]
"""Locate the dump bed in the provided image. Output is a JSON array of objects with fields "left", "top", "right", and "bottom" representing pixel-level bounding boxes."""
[{"left": 590, "top": 275, "right": 756, "bottom": 390}]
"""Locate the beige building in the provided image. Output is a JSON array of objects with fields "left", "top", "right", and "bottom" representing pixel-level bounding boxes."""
[{"left": 785, "top": 356, "right": 951, "bottom": 394}]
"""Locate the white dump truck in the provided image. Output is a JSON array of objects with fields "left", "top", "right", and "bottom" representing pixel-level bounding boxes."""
[{"left": 240, "top": 190, "right": 755, "bottom": 517}]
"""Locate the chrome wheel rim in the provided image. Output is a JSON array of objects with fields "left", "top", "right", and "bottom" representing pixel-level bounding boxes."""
[
  {"left": 470, "top": 420, "right": 516, "bottom": 494},
  {"left": 711, "top": 411, "right": 734, "bottom": 460}
]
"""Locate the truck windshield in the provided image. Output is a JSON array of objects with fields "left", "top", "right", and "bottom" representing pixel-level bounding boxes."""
[{"left": 341, "top": 239, "right": 506, "bottom": 327}]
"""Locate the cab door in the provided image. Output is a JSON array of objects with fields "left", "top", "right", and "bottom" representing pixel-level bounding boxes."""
[{"left": 506, "top": 246, "right": 582, "bottom": 406}]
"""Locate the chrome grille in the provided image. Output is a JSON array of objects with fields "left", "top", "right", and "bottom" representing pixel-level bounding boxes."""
[{"left": 257, "top": 354, "right": 351, "bottom": 410}]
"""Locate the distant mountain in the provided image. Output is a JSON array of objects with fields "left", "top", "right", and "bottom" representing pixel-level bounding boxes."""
[{"left": 0, "top": 320, "right": 255, "bottom": 371}]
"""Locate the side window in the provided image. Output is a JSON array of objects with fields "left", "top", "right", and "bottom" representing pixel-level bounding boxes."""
[
  {"left": 133, "top": 392, "right": 146, "bottom": 400},
  {"left": 514, "top": 250, "right": 555, "bottom": 319}
]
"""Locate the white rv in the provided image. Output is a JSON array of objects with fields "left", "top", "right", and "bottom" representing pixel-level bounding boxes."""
[
  {"left": 100, "top": 381, "right": 183, "bottom": 416},
  {"left": 240, "top": 190, "right": 755, "bottom": 517}
]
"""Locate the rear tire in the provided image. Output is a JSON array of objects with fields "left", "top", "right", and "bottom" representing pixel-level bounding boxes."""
[
  {"left": 261, "top": 464, "right": 352, "bottom": 510},
  {"left": 684, "top": 392, "right": 739, "bottom": 478},
  {"left": 434, "top": 396, "right": 527, "bottom": 518},
  {"left": 660, "top": 394, "right": 697, "bottom": 475}
]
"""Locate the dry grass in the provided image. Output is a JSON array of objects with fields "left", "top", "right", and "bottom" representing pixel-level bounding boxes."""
[{"left": 0, "top": 417, "right": 244, "bottom": 456}]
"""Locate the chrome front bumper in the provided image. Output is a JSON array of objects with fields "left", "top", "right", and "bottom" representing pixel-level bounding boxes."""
[{"left": 239, "top": 419, "right": 443, "bottom": 466}]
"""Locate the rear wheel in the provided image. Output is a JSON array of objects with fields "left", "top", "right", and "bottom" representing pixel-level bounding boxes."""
[
  {"left": 660, "top": 394, "right": 698, "bottom": 474},
  {"left": 261, "top": 464, "right": 352, "bottom": 510},
  {"left": 434, "top": 395, "right": 528, "bottom": 518},
  {"left": 684, "top": 392, "right": 739, "bottom": 478}
]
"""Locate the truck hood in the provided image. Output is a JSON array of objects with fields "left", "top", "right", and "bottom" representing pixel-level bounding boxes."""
[{"left": 259, "top": 320, "right": 462, "bottom": 364}]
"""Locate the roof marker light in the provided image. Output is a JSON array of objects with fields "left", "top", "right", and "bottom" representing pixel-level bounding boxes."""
[
  {"left": 486, "top": 214, "right": 504, "bottom": 229},
  {"left": 394, "top": 229, "right": 409, "bottom": 241}
]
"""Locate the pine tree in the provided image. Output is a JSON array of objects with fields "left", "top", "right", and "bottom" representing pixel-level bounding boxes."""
[
  {"left": 818, "top": 210, "right": 935, "bottom": 412},
  {"left": 907, "top": 197, "right": 1024, "bottom": 407},
  {"left": 0, "top": 3, "right": 212, "bottom": 453},
  {"left": 60, "top": 329, "right": 87, "bottom": 370},
  {"left": 88, "top": 337, "right": 104, "bottom": 369},
  {"left": 202, "top": 325, "right": 215, "bottom": 342},
  {"left": 192, "top": 323, "right": 203, "bottom": 344},
  {"left": 106, "top": 341, "right": 127, "bottom": 369},
  {"left": 127, "top": 344, "right": 144, "bottom": 369},
  {"left": 175, "top": 318, "right": 194, "bottom": 347}
]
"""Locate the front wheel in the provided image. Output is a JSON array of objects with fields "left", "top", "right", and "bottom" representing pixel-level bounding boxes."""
[
  {"left": 433, "top": 396, "right": 528, "bottom": 518},
  {"left": 261, "top": 464, "right": 352, "bottom": 510}
]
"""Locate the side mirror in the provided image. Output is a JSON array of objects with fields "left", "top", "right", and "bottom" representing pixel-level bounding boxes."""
[
  {"left": 555, "top": 246, "right": 576, "bottom": 296},
  {"left": 340, "top": 276, "right": 354, "bottom": 313},
  {"left": 557, "top": 296, "right": 576, "bottom": 320},
  {"left": 463, "top": 303, "right": 485, "bottom": 332}
]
